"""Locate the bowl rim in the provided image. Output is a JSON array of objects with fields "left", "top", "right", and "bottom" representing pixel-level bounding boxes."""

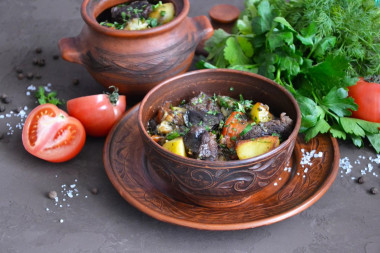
[
  {"left": 138, "top": 69, "right": 302, "bottom": 167},
  {"left": 81, "top": 0, "right": 190, "bottom": 37}
]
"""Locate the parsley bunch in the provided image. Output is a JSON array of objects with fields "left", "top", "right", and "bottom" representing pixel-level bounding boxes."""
[{"left": 199, "top": 0, "right": 380, "bottom": 152}]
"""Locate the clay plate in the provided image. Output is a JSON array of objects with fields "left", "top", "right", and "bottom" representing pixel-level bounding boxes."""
[{"left": 104, "top": 105, "right": 340, "bottom": 231}]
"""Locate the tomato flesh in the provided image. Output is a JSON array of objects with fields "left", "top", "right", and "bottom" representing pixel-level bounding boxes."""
[
  {"left": 348, "top": 78, "right": 380, "bottom": 123},
  {"left": 222, "top": 111, "right": 248, "bottom": 148},
  {"left": 67, "top": 94, "right": 126, "bottom": 137},
  {"left": 22, "top": 104, "right": 86, "bottom": 163}
]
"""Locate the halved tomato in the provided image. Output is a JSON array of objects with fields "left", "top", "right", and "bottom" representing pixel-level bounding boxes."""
[
  {"left": 22, "top": 104, "right": 86, "bottom": 163},
  {"left": 67, "top": 87, "right": 126, "bottom": 137}
]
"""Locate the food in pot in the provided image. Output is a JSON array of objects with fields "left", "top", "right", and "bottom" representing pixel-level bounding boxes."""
[
  {"left": 98, "top": 0, "right": 175, "bottom": 30},
  {"left": 147, "top": 92, "right": 294, "bottom": 161}
]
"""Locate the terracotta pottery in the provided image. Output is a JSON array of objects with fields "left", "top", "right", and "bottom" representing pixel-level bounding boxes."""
[
  {"left": 103, "top": 105, "right": 339, "bottom": 230},
  {"left": 137, "top": 69, "right": 302, "bottom": 208},
  {"left": 209, "top": 4, "right": 240, "bottom": 24},
  {"left": 58, "top": 0, "right": 213, "bottom": 95}
]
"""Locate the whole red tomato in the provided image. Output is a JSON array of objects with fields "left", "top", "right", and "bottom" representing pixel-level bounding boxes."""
[
  {"left": 348, "top": 77, "right": 380, "bottom": 123},
  {"left": 67, "top": 86, "right": 126, "bottom": 137},
  {"left": 22, "top": 104, "right": 86, "bottom": 163}
]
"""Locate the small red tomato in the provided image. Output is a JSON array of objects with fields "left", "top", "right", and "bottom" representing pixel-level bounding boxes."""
[
  {"left": 348, "top": 77, "right": 380, "bottom": 123},
  {"left": 22, "top": 104, "right": 86, "bottom": 163},
  {"left": 67, "top": 86, "right": 126, "bottom": 137}
]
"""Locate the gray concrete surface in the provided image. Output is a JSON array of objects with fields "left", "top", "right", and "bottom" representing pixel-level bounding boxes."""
[{"left": 0, "top": 0, "right": 379, "bottom": 252}]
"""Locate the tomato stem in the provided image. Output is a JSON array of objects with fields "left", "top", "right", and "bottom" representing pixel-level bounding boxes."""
[{"left": 106, "top": 86, "right": 119, "bottom": 105}]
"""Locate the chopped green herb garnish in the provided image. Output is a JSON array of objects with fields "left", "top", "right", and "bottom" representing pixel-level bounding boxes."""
[
  {"left": 240, "top": 123, "right": 254, "bottom": 136},
  {"left": 166, "top": 131, "right": 180, "bottom": 140},
  {"left": 35, "top": 86, "right": 64, "bottom": 105},
  {"left": 160, "top": 11, "right": 166, "bottom": 17}
]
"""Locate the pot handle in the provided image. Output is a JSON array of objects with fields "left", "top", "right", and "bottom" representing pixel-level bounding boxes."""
[
  {"left": 58, "top": 37, "right": 83, "bottom": 65},
  {"left": 190, "top": 15, "right": 214, "bottom": 44}
]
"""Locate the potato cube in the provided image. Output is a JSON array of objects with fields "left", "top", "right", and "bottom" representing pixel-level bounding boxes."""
[{"left": 236, "top": 136, "right": 279, "bottom": 160}]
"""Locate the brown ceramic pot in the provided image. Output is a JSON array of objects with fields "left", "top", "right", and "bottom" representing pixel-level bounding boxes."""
[
  {"left": 58, "top": 0, "right": 213, "bottom": 95},
  {"left": 138, "top": 69, "right": 301, "bottom": 208}
]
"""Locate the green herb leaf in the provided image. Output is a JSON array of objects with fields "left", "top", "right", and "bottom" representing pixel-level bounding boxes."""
[
  {"left": 304, "top": 118, "right": 330, "bottom": 141},
  {"left": 35, "top": 86, "right": 63, "bottom": 105},
  {"left": 224, "top": 37, "right": 251, "bottom": 66},
  {"left": 330, "top": 124, "right": 347, "bottom": 140},
  {"left": 166, "top": 131, "right": 180, "bottom": 140},
  {"left": 321, "top": 88, "right": 357, "bottom": 117},
  {"left": 251, "top": 0, "right": 275, "bottom": 35},
  {"left": 368, "top": 133, "right": 380, "bottom": 153}
]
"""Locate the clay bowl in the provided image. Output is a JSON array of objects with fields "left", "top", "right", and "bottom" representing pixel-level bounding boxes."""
[
  {"left": 58, "top": 0, "right": 213, "bottom": 95},
  {"left": 138, "top": 69, "right": 301, "bottom": 208}
]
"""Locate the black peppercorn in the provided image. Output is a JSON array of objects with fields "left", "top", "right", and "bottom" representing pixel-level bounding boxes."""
[
  {"left": 26, "top": 72, "right": 34, "bottom": 80},
  {"left": 35, "top": 73, "right": 42, "bottom": 80},
  {"left": 17, "top": 73, "right": 24, "bottom": 80},
  {"left": 72, "top": 79, "right": 80, "bottom": 86},
  {"left": 369, "top": 187, "right": 378, "bottom": 195},
  {"left": 2, "top": 97, "right": 11, "bottom": 104},
  {"left": 91, "top": 187, "right": 99, "bottom": 195},
  {"left": 32, "top": 58, "right": 39, "bottom": 65},
  {"left": 37, "top": 58, "right": 46, "bottom": 67},
  {"left": 15, "top": 66, "right": 23, "bottom": 73},
  {"left": 357, "top": 176, "right": 365, "bottom": 184},
  {"left": 0, "top": 132, "right": 4, "bottom": 140},
  {"left": 35, "top": 47, "right": 42, "bottom": 54},
  {"left": 53, "top": 54, "right": 59, "bottom": 60},
  {"left": 48, "top": 191, "right": 58, "bottom": 200},
  {"left": 0, "top": 105, "right": 5, "bottom": 112},
  {"left": 14, "top": 106, "right": 23, "bottom": 113}
]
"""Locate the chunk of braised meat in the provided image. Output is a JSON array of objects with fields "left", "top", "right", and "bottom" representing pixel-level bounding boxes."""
[
  {"left": 198, "top": 132, "right": 218, "bottom": 161},
  {"left": 183, "top": 126, "right": 218, "bottom": 161},
  {"left": 186, "top": 92, "right": 221, "bottom": 113},
  {"left": 184, "top": 110, "right": 224, "bottom": 130},
  {"left": 184, "top": 92, "right": 223, "bottom": 130},
  {"left": 241, "top": 113, "right": 293, "bottom": 140},
  {"left": 111, "top": 0, "right": 152, "bottom": 23},
  {"left": 147, "top": 119, "right": 158, "bottom": 135}
]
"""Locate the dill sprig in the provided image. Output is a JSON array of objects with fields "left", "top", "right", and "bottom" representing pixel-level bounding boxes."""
[{"left": 281, "top": 0, "right": 380, "bottom": 76}]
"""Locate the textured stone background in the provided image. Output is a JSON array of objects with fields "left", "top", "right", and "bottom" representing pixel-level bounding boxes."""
[{"left": 0, "top": 0, "right": 379, "bottom": 252}]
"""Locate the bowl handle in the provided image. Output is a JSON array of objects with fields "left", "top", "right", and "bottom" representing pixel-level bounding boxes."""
[
  {"left": 190, "top": 16, "right": 214, "bottom": 44},
  {"left": 58, "top": 37, "right": 83, "bottom": 65}
]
